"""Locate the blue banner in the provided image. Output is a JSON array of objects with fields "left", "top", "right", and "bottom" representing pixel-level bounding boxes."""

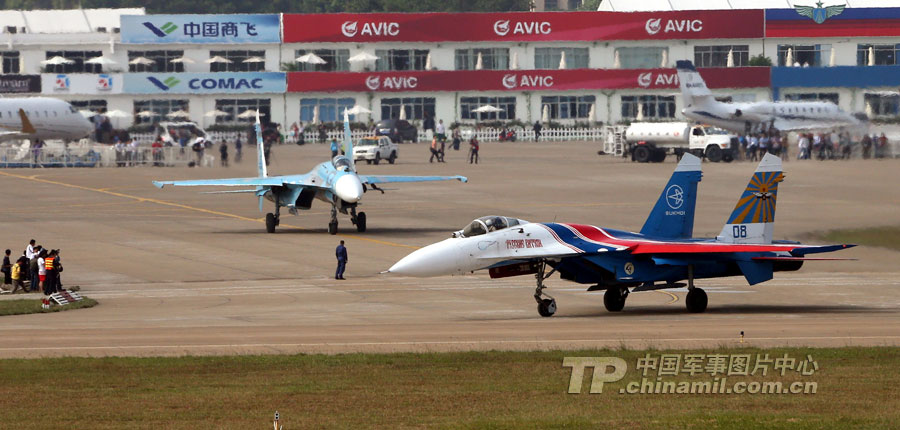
[
  {"left": 121, "top": 14, "right": 280, "bottom": 44},
  {"left": 124, "top": 72, "right": 286, "bottom": 94}
]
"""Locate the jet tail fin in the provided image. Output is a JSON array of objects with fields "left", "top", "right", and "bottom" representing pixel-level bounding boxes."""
[
  {"left": 675, "top": 61, "right": 714, "bottom": 108},
  {"left": 255, "top": 111, "right": 267, "bottom": 178},
  {"left": 717, "top": 153, "right": 784, "bottom": 244},
  {"left": 343, "top": 109, "right": 355, "bottom": 171},
  {"left": 18, "top": 109, "right": 36, "bottom": 134},
  {"left": 640, "top": 153, "right": 703, "bottom": 239}
]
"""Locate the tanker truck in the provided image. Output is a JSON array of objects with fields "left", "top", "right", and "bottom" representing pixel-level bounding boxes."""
[{"left": 625, "top": 122, "right": 736, "bottom": 163}]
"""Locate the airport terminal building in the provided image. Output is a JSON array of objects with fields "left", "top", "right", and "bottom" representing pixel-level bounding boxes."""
[{"left": 3, "top": 3, "right": 900, "bottom": 128}]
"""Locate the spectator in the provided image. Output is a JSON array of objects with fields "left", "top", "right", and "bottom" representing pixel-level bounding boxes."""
[
  {"left": 235, "top": 136, "right": 243, "bottom": 163},
  {"left": 43, "top": 250, "right": 58, "bottom": 295},
  {"left": 429, "top": 137, "right": 440, "bottom": 163},
  {"left": 28, "top": 245, "right": 41, "bottom": 291},
  {"left": 798, "top": 134, "right": 811, "bottom": 160},
  {"left": 9, "top": 257, "right": 27, "bottom": 294},
  {"left": 748, "top": 134, "right": 759, "bottom": 162},
  {"left": 469, "top": 136, "right": 480, "bottom": 164},
  {"left": 435, "top": 119, "right": 446, "bottom": 143},
  {"left": 219, "top": 140, "right": 229, "bottom": 167},
  {"left": 36, "top": 249, "right": 46, "bottom": 294},
  {"left": 861, "top": 134, "right": 873, "bottom": 159},
  {"left": 533, "top": 121, "right": 543, "bottom": 141},
  {"left": 2, "top": 249, "right": 11, "bottom": 289},
  {"left": 318, "top": 126, "right": 327, "bottom": 144},
  {"left": 296, "top": 122, "right": 305, "bottom": 145},
  {"left": 876, "top": 133, "right": 888, "bottom": 159},
  {"left": 451, "top": 129, "right": 461, "bottom": 151},
  {"left": 152, "top": 138, "right": 164, "bottom": 167}
]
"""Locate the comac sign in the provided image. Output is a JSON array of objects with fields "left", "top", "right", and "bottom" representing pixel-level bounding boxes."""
[
  {"left": 123, "top": 72, "right": 286, "bottom": 94},
  {"left": 283, "top": 10, "right": 763, "bottom": 43},
  {"left": 287, "top": 68, "right": 769, "bottom": 93}
]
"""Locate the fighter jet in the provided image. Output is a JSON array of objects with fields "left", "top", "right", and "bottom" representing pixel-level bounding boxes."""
[
  {"left": 387, "top": 153, "right": 854, "bottom": 316},
  {"left": 154, "top": 111, "right": 466, "bottom": 234},
  {"left": 677, "top": 60, "right": 865, "bottom": 133}
]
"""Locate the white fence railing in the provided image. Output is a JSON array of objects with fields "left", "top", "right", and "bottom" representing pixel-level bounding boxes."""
[{"left": 295, "top": 127, "right": 610, "bottom": 144}]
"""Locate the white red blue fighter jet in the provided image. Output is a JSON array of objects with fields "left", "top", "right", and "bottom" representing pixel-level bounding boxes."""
[{"left": 387, "top": 153, "right": 854, "bottom": 316}]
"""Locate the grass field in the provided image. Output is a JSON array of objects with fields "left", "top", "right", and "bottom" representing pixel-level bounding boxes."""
[
  {"left": 0, "top": 296, "right": 97, "bottom": 316},
  {"left": 1, "top": 347, "right": 897, "bottom": 429},
  {"left": 813, "top": 226, "right": 900, "bottom": 252}
]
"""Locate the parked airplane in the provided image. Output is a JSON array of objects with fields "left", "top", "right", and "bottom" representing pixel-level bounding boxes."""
[
  {"left": 677, "top": 60, "right": 864, "bottom": 133},
  {"left": 153, "top": 111, "right": 467, "bottom": 234},
  {"left": 0, "top": 97, "right": 93, "bottom": 142},
  {"left": 387, "top": 153, "right": 854, "bottom": 316}
]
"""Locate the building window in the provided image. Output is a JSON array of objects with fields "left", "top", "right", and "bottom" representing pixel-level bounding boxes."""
[
  {"left": 214, "top": 99, "right": 272, "bottom": 124},
  {"left": 784, "top": 93, "right": 839, "bottom": 105},
  {"left": 864, "top": 93, "right": 900, "bottom": 116},
  {"left": 694, "top": 45, "right": 749, "bottom": 67},
  {"left": 209, "top": 50, "right": 266, "bottom": 72},
  {"left": 69, "top": 100, "right": 108, "bottom": 114},
  {"left": 615, "top": 47, "right": 667, "bottom": 69},
  {"left": 133, "top": 99, "right": 188, "bottom": 124},
  {"left": 777, "top": 44, "right": 831, "bottom": 67},
  {"left": 535, "top": 47, "right": 589, "bottom": 69},
  {"left": 1, "top": 51, "right": 20, "bottom": 74},
  {"left": 294, "top": 49, "right": 350, "bottom": 72},
  {"left": 380, "top": 97, "right": 435, "bottom": 120},
  {"left": 375, "top": 49, "right": 429, "bottom": 71},
  {"left": 127, "top": 50, "right": 185, "bottom": 73},
  {"left": 545, "top": 0, "right": 559, "bottom": 10},
  {"left": 455, "top": 48, "right": 509, "bottom": 70},
  {"left": 300, "top": 98, "right": 356, "bottom": 123},
  {"left": 621, "top": 95, "right": 676, "bottom": 120},
  {"left": 857, "top": 44, "right": 900, "bottom": 66},
  {"left": 460, "top": 96, "right": 516, "bottom": 120},
  {"left": 44, "top": 51, "right": 103, "bottom": 73},
  {"left": 540, "top": 95, "right": 595, "bottom": 120}
]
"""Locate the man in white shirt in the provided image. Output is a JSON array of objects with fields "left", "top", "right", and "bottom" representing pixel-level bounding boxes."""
[
  {"left": 25, "top": 239, "right": 35, "bottom": 260},
  {"left": 435, "top": 119, "right": 446, "bottom": 143}
]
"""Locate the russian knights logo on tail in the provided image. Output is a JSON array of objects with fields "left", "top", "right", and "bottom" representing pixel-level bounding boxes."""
[{"left": 794, "top": 1, "right": 846, "bottom": 24}]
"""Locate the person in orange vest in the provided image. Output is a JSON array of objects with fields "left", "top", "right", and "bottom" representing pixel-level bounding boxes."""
[{"left": 43, "top": 249, "right": 58, "bottom": 295}]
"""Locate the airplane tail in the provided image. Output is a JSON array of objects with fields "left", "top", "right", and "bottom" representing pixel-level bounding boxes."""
[
  {"left": 255, "top": 111, "right": 267, "bottom": 178},
  {"left": 18, "top": 109, "right": 36, "bottom": 134},
  {"left": 343, "top": 109, "right": 355, "bottom": 171},
  {"left": 675, "top": 60, "right": 714, "bottom": 108},
  {"left": 640, "top": 153, "right": 703, "bottom": 239},
  {"left": 717, "top": 153, "right": 784, "bottom": 244}
]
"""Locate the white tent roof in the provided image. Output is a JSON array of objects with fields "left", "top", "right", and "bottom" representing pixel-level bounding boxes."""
[
  {"left": 0, "top": 8, "right": 143, "bottom": 33},
  {"left": 598, "top": 0, "right": 900, "bottom": 12}
]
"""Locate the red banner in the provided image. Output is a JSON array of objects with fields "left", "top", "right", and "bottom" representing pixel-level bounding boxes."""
[
  {"left": 287, "top": 68, "right": 770, "bottom": 93},
  {"left": 283, "top": 11, "right": 763, "bottom": 43}
]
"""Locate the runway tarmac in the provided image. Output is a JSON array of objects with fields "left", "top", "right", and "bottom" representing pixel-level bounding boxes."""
[{"left": 0, "top": 141, "right": 898, "bottom": 357}]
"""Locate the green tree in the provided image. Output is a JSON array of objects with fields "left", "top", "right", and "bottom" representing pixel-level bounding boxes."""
[{"left": 748, "top": 54, "right": 773, "bottom": 67}]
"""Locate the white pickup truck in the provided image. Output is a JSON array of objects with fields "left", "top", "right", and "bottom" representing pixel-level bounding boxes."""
[
  {"left": 625, "top": 122, "right": 736, "bottom": 163},
  {"left": 353, "top": 136, "right": 398, "bottom": 165}
]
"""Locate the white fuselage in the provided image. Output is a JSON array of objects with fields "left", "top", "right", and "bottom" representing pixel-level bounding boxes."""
[
  {"left": 683, "top": 99, "right": 861, "bottom": 133},
  {"left": 0, "top": 97, "right": 94, "bottom": 142}
]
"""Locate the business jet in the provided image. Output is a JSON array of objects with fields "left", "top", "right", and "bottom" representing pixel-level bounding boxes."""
[
  {"left": 0, "top": 97, "right": 94, "bottom": 142},
  {"left": 677, "top": 61, "right": 864, "bottom": 133}
]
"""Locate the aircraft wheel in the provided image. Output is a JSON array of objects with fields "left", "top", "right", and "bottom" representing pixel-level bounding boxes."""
[
  {"left": 356, "top": 212, "right": 367, "bottom": 232},
  {"left": 373, "top": 153, "right": 380, "bottom": 165},
  {"left": 328, "top": 221, "right": 338, "bottom": 235},
  {"left": 633, "top": 146, "right": 651, "bottom": 163},
  {"left": 706, "top": 146, "right": 723, "bottom": 163},
  {"left": 603, "top": 287, "right": 627, "bottom": 312},
  {"left": 537, "top": 298, "right": 557, "bottom": 317},
  {"left": 388, "top": 151, "right": 396, "bottom": 164},
  {"left": 265, "top": 213, "right": 276, "bottom": 233},
  {"left": 685, "top": 288, "right": 708, "bottom": 313}
]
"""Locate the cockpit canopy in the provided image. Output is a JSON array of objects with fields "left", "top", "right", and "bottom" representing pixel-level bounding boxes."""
[
  {"left": 454, "top": 216, "right": 527, "bottom": 238},
  {"left": 333, "top": 156, "right": 352, "bottom": 171}
]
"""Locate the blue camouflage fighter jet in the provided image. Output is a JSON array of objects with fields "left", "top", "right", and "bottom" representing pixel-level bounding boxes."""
[
  {"left": 388, "top": 153, "right": 855, "bottom": 316},
  {"left": 154, "top": 112, "right": 467, "bottom": 234}
]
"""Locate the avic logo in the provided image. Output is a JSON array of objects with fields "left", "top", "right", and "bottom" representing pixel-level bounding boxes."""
[
  {"left": 143, "top": 21, "right": 178, "bottom": 38},
  {"left": 147, "top": 76, "right": 181, "bottom": 91}
]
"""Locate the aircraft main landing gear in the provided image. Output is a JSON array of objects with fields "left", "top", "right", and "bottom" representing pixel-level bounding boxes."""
[
  {"left": 533, "top": 261, "right": 557, "bottom": 317},
  {"left": 350, "top": 207, "right": 367, "bottom": 233},
  {"left": 684, "top": 264, "right": 708, "bottom": 313},
  {"left": 265, "top": 205, "right": 281, "bottom": 233},
  {"left": 604, "top": 287, "right": 628, "bottom": 312}
]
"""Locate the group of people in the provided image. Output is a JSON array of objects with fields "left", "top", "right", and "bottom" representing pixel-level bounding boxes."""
[
  {"left": 429, "top": 124, "right": 480, "bottom": 164},
  {"left": 1, "top": 239, "right": 64, "bottom": 295},
  {"left": 733, "top": 130, "right": 891, "bottom": 161},
  {"left": 735, "top": 131, "right": 790, "bottom": 161}
]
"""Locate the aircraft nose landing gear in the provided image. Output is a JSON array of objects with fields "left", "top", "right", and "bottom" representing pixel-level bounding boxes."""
[
  {"left": 265, "top": 205, "right": 281, "bottom": 233},
  {"left": 533, "top": 261, "right": 557, "bottom": 317}
]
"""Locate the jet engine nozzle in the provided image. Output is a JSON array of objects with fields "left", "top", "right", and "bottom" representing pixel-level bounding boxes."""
[{"left": 733, "top": 109, "right": 743, "bottom": 118}]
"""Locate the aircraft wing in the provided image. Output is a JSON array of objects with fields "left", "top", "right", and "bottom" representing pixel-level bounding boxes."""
[
  {"left": 358, "top": 174, "right": 468, "bottom": 185},
  {"left": 152, "top": 177, "right": 286, "bottom": 188},
  {"left": 0, "top": 131, "right": 28, "bottom": 142}
]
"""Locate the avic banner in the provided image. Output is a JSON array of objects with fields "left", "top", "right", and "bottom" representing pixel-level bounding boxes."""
[
  {"left": 282, "top": 10, "right": 763, "bottom": 43},
  {"left": 287, "top": 68, "right": 770, "bottom": 93},
  {"left": 121, "top": 14, "right": 280, "bottom": 44},
  {"left": 124, "top": 72, "right": 286, "bottom": 94}
]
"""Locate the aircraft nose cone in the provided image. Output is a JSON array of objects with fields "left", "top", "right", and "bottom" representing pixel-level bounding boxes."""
[
  {"left": 388, "top": 239, "right": 461, "bottom": 277},
  {"left": 335, "top": 174, "right": 363, "bottom": 203}
]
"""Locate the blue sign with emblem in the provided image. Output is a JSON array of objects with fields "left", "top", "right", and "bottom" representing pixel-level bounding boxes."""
[
  {"left": 121, "top": 14, "right": 280, "bottom": 44},
  {"left": 793, "top": 2, "right": 846, "bottom": 24},
  {"left": 124, "top": 72, "right": 286, "bottom": 94}
]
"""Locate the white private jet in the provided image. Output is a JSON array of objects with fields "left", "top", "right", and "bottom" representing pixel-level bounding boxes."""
[
  {"left": 0, "top": 97, "right": 94, "bottom": 142},
  {"left": 676, "top": 60, "right": 864, "bottom": 133}
]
